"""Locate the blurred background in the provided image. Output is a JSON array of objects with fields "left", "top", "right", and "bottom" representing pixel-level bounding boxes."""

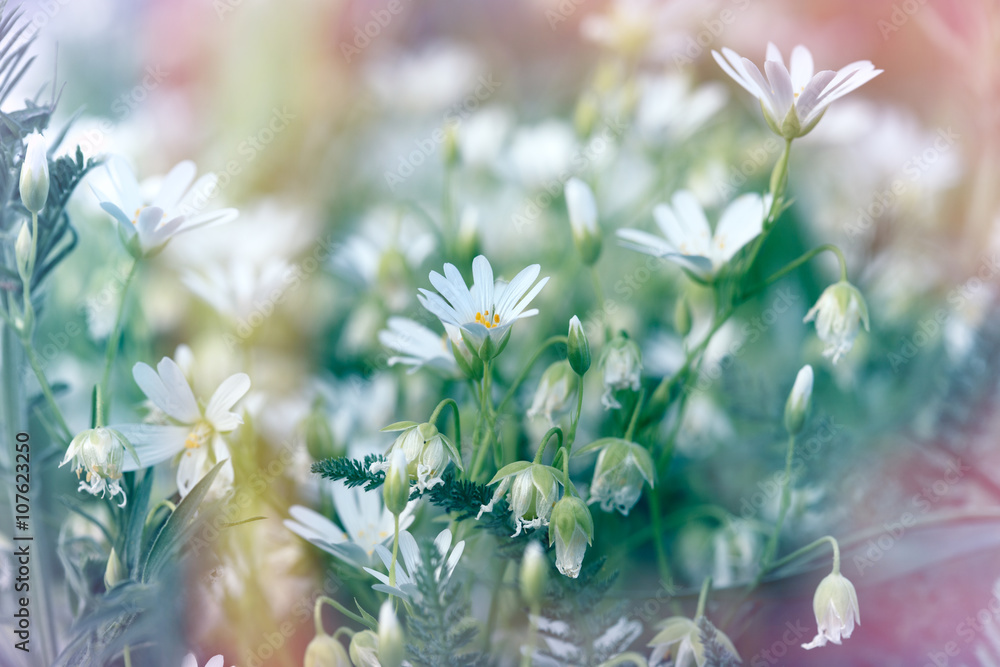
[{"left": 6, "top": 0, "right": 1000, "bottom": 664}]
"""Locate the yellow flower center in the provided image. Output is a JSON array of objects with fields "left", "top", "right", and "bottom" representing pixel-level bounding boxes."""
[
  {"left": 474, "top": 309, "right": 501, "bottom": 329},
  {"left": 185, "top": 421, "right": 214, "bottom": 454}
]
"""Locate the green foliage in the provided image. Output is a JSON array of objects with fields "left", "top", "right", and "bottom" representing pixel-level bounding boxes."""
[
  {"left": 698, "top": 616, "right": 740, "bottom": 667},
  {"left": 405, "top": 538, "right": 489, "bottom": 667},
  {"left": 312, "top": 453, "right": 386, "bottom": 490}
]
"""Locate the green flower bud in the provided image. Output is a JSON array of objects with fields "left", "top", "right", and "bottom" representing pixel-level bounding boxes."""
[
  {"left": 480, "top": 462, "right": 564, "bottom": 535},
  {"left": 15, "top": 221, "right": 32, "bottom": 283},
  {"left": 377, "top": 600, "right": 405, "bottom": 667},
  {"left": 349, "top": 630, "right": 380, "bottom": 667},
  {"left": 382, "top": 449, "right": 410, "bottom": 516},
  {"left": 519, "top": 542, "right": 548, "bottom": 607},
  {"left": 386, "top": 421, "right": 463, "bottom": 484},
  {"left": 305, "top": 634, "right": 350, "bottom": 667},
  {"left": 803, "top": 570, "right": 860, "bottom": 649},
  {"left": 443, "top": 120, "right": 460, "bottom": 168},
  {"left": 104, "top": 548, "right": 124, "bottom": 590},
  {"left": 304, "top": 402, "right": 340, "bottom": 461},
  {"left": 784, "top": 365, "right": 813, "bottom": 435},
  {"left": 599, "top": 333, "right": 642, "bottom": 409},
  {"left": 804, "top": 280, "right": 870, "bottom": 364},
  {"left": 548, "top": 496, "right": 593, "bottom": 578},
  {"left": 19, "top": 133, "right": 48, "bottom": 214},
  {"left": 567, "top": 315, "right": 591, "bottom": 375}
]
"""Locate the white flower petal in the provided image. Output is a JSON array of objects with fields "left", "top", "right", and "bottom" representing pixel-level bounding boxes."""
[{"left": 204, "top": 373, "right": 251, "bottom": 431}]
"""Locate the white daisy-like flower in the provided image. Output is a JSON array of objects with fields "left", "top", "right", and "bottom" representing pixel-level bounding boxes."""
[
  {"left": 92, "top": 156, "right": 238, "bottom": 258},
  {"left": 618, "top": 190, "right": 769, "bottom": 281},
  {"left": 712, "top": 42, "right": 882, "bottom": 139},
  {"left": 181, "top": 654, "right": 231, "bottom": 667},
  {"left": 418, "top": 255, "right": 549, "bottom": 359},
  {"left": 363, "top": 529, "right": 465, "bottom": 601},
  {"left": 115, "top": 356, "right": 250, "bottom": 497},
  {"left": 802, "top": 571, "right": 860, "bottom": 649},
  {"left": 284, "top": 482, "right": 416, "bottom": 568},
  {"left": 804, "top": 281, "right": 870, "bottom": 363},
  {"left": 377, "top": 316, "right": 462, "bottom": 377},
  {"left": 182, "top": 258, "right": 293, "bottom": 322}
]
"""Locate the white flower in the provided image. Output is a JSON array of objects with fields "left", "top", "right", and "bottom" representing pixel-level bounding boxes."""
[
  {"left": 181, "top": 654, "right": 230, "bottom": 667},
  {"left": 92, "top": 156, "right": 238, "bottom": 257},
  {"left": 549, "top": 496, "right": 593, "bottom": 579},
  {"left": 803, "top": 280, "right": 870, "bottom": 363},
  {"left": 418, "top": 255, "right": 549, "bottom": 359},
  {"left": 19, "top": 132, "right": 49, "bottom": 213},
  {"left": 636, "top": 74, "right": 728, "bottom": 142},
  {"left": 784, "top": 364, "right": 813, "bottom": 434},
  {"left": 284, "top": 482, "right": 416, "bottom": 568},
  {"left": 648, "top": 616, "right": 740, "bottom": 667},
  {"left": 618, "top": 190, "right": 769, "bottom": 280},
  {"left": 59, "top": 428, "right": 135, "bottom": 507},
  {"left": 565, "top": 178, "right": 603, "bottom": 265},
  {"left": 587, "top": 438, "right": 655, "bottom": 516},
  {"left": 527, "top": 361, "right": 579, "bottom": 425},
  {"left": 181, "top": 257, "right": 293, "bottom": 322},
  {"left": 377, "top": 316, "right": 462, "bottom": 377},
  {"left": 378, "top": 600, "right": 405, "bottom": 667},
  {"left": 115, "top": 356, "right": 250, "bottom": 497},
  {"left": 377, "top": 421, "right": 463, "bottom": 492},
  {"left": 599, "top": 335, "right": 642, "bottom": 409},
  {"left": 363, "top": 529, "right": 465, "bottom": 601},
  {"left": 478, "top": 462, "right": 564, "bottom": 537},
  {"left": 712, "top": 42, "right": 882, "bottom": 139},
  {"left": 802, "top": 571, "right": 860, "bottom": 649}
]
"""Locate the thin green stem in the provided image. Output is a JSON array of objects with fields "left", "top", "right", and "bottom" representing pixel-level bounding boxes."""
[
  {"left": 565, "top": 375, "right": 585, "bottom": 452},
  {"left": 533, "top": 427, "right": 564, "bottom": 464},
  {"left": 762, "top": 535, "right": 839, "bottom": 578},
  {"left": 761, "top": 434, "right": 797, "bottom": 569},
  {"left": 520, "top": 602, "right": 541, "bottom": 667},
  {"left": 389, "top": 513, "right": 400, "bottom": 589},
  {"left": 123, "top": 645, "right": 132, "bottom": 667},
  {"left": 471, "top": 361, "right": 495, "bottom": 481},
  {"left": 589, "top": 266, "right": 610, "bottom": 340},
  {"left": 99, "top": 259, "right": 138, "bottom": 423},
  {"left": 695, "top": 576, "right": 712, "bottom": 619},
  {"left": 624, "top": 388, "right": 645, "bottom": 441},
  {"left": 21, "top": 338, "right": 71, "bottom": 439},
  {"left": 742, "top": 244, "right": 847, "bottom": 300},
  {"left": 314, "top": 595, "right": 370, "bottom": 628}
]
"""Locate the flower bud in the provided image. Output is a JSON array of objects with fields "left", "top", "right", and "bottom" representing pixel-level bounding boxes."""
[
  {"left": 377, "top": 600, "right": 405, "bottom": 667},
  {"left": 565, "top": 178, "right": 602, "bottom": 265},
  {"left": 567, "top": 315, "right": 591, "bottom": 375},
  {"left": 349, "top": 630, "right": 380, "bottom": 667},
  {"left": 574, "top": 93, "right": 599, "bottom": 138},
  {"left": 386, "top": 421, "right": 462, "bottom": 487},
  {"left": 19, "top": 133, "right": 49, "bottom": 214},
  {"left": 526, "top": 361, "right": 579, "bottom": 425},
  {"left": 802, "top": 570, "right": 860, "bottom": 649},
  {"left": 549, "top": 496, "right": 593, "bottom": 578},
  {"left": 305, "top": 633, "right": 350, "bottom": 667},
  {"left": 649, "top": 616, "right": 741, "bottom": 665},
  {"left": 784, "top": 365, "right": 813, "bottom": 435},
  {"left": 519, "top": 542, "right": 548, "bottom": 607},
  {"left": 479, "top": 462, "right": 564, "bottom": 536},
  {"left": 804, "top": 280, "right": 870, "bottom": 364},
  {"left": 382, "top": 449, "right": 410, "bottom": 516},
  {"left": 599, "top": 333, "right": 642, "bottom": 409},
  {"left": 443, "top": 120, "right": 460, "bottom": 168},
  {"left": 15, "top": 221, "right": 32, "bottom": 283},
  {"left": 674, "top": 295, "right": 692, "bottom": 337},
  {"left": 104, "top": 548, "right": 124, "bottom": 590},
  {"left": 60, "top": 427, "right": 134, "bottom": 507},
  {"left": 588, "top": 438, "right": 655, "bottom": 515}
]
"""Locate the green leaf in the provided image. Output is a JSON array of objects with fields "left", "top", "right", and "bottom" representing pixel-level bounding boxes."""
[
  {"left": 487, "top": 460, "right": 532, "bottom": 486},
  {"left": 380, "top": 421, "right": 419, "bottom": 432},
  {"left": 122, "top": 468, "right": 154, "bottom": 575},
  {"left": 572, "top": 437, "right": 624, "bottom": 457},
  {"left": 141, "top": 461, "right": 225, "bottom": 582},
  {"left": 356, "top": 599, "right": 379, "bottom": 631}
]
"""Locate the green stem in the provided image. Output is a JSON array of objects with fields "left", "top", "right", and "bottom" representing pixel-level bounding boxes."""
[
  {"left": 624, "top": 388, "right": 645, "bottom": 441},
  {"left": 533, "top": 427, "right": 564, "bottom": 464},
  {"left": 589, "top": 266, "right": 611, "bottom": 341},
  {"left": 565, "top": 375, "right": 585, "bottom": 452},
  {"left": 389, "top": 513, "right": 400, "bottom": 589},
  {"left": 471, "top": 361, "right": 495, "bottom": 481},
  {"left": 761, "top": 434, "right": 797, "bottom": 569},
  {"left": 99, "top": 259, "right": 138, "bottom": 423},
  {"left": 21, "top": 338, "right": 71, "bottom": 439},
  {"left": 498, "top": 336, "right": 567, "bottom": 414},
  {"left": 123, "top": 645, "right": 132, "bottom": 667},
  {"left": 695, "top": 576, "right": 712, "bottom": 618},
  {"left": 742, "top": 244, "right": 847, "bottom": 300},
  {"left": 762, "top": 535, "right": 839, "bottom": 578},
  {"left": 314, "top": 595, "right": 370, "bottom": 628}
]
